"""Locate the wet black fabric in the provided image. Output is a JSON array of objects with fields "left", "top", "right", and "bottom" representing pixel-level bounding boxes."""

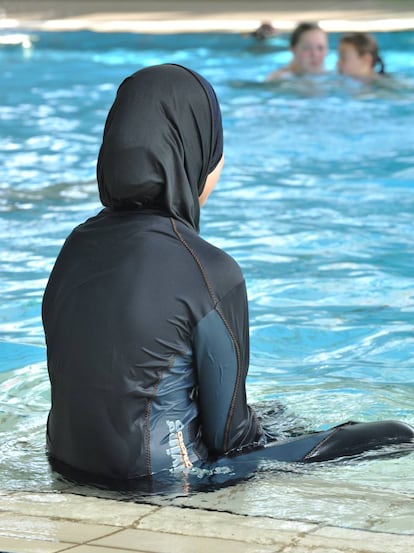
[
  {"left": 43, "top": 65, "right": 263, "bottom": 481},
  {"left": 97, "top": 64, "right": 222, "bottom": 232},
  {"left": 194, "top": 70, "right": 223, "bottom": 173}
]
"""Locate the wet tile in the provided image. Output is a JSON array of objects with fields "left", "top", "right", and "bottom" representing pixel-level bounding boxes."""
[
  {"left": 0, "top": 512, "right": 118, "bottom": 543},
  {"left": 67, "top": 546, "right": 147, "bottom": 553},
  {"left": 283, "top": 546, "right": 351, "bottom": 553},
  {"left": 92, "top": 528, "right": 279, "bottom": 553},
  {"left": 374, "top": 515, "right": 414, "bottom": 534},
  {"left": 296, "top": 527, "right": 414, "bottom": 553},
  {"left": 0, "top": 491, "right": 156, "bottom": 526},
  {"left": 0, "top": 534, "right": 73, "bottom": 553},
  {"left": 136, "top": 505, "right": 314, "bottom": 546}
]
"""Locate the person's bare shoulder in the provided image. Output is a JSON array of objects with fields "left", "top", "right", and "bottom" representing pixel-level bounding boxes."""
[{"left": 266, "top": 66, "right": 293, "bottom": 81}]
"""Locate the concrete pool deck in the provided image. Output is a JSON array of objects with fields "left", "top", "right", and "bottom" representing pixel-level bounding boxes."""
[{"left": 1, "top": 1, "right": 414, "bottom": 552}]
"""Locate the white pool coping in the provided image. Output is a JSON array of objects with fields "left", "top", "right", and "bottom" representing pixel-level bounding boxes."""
[
  {"left": 1, "top": 0, "right": 414, "bottom": 33},
  {"left": 1, "top": 2, "right": 414, "bottom": 551}
]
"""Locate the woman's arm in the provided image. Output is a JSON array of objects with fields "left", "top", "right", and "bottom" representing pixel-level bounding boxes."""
[{"left": 193, "top": 281, "right": 265, "bottom": 456}]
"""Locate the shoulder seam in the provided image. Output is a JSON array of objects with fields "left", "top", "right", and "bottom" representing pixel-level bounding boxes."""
[{"left": 170, "top": 218, "right": 218, "bottom": 307}]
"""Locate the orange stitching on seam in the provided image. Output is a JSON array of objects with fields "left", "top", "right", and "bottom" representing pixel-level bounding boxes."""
[
  {"left": 144, "top": 398, "right": 152, "bottom": 475},
  {"left": 171, "top": 218, "right": 218, "bottom": 306}
]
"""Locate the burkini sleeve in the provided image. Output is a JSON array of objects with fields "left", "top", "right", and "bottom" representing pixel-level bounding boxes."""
[{"left": 193, "top": 280, "right": 265, "bottom": 456}]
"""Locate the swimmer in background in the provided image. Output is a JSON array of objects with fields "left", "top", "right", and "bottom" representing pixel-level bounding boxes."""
[
  {"left": 250, "top": 21, "right": 278, "bottom": 41},
  {"left": 337, "top": 32, "right": 386, "bottom": 80},
  {"left": 266, "top": 22, "right": 328, "bottom": 80}
]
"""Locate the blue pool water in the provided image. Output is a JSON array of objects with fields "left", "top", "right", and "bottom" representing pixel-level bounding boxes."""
[{"left": 1, "top": 29, "right": 414, "bottom": 532}]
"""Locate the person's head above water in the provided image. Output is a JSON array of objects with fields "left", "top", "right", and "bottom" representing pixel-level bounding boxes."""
[
  {"left": 97, "top": 64, "right": 224, "bottom": 232},
  {"left": 266, "top": 22, "right": 328, "bottom": 80},
  {"left": 288, "top": 22, "right": 328, "bottom": 74},
  {"left": 337, "top": 32, "right": 385, "bottom": 79}
]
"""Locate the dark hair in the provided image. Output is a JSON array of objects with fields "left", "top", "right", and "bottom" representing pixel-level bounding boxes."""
[
  {"left": 339, "top": 32, "right": 385, "bottom": 74},
  {"left": 290, "top": 22, "right": 325, "bottom": 48}
]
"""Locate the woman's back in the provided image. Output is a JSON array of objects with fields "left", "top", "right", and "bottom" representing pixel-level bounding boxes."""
[{"left": 43, "top": 208, "right": 254, "bottom": 479}]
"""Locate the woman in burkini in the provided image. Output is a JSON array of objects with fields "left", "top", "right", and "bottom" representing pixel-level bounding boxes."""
[
  {"left": 337, "top": 32, "right": 386, "bottom": 80},
  {"left": 42, "top": 64, "right": 266, "bottom": 483},
  {"left": 267, "top": 22, "right": 328, "bottom": 80}
]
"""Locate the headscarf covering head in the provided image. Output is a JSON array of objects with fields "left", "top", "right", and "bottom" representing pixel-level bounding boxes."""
[{"left": 97, "top": 64, "right": 223, "bottom": 232}]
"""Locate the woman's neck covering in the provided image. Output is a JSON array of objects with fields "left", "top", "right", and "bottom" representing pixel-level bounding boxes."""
[{"left": 97, "top": 64, "right": 223, "bottom": 232}]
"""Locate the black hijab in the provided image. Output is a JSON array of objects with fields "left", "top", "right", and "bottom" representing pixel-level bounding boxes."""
[{"left": 97, "top": 64, "right": 223, "bottom": 232}]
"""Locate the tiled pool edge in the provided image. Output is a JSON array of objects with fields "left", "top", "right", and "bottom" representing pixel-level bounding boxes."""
[{"left": 0, "top": 489, "right": 413, "bottom": 552}]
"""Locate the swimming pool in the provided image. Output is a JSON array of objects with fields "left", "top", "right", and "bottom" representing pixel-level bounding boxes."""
[{"left": 1, "top": 29, "right": 413, "bottom": 532}]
